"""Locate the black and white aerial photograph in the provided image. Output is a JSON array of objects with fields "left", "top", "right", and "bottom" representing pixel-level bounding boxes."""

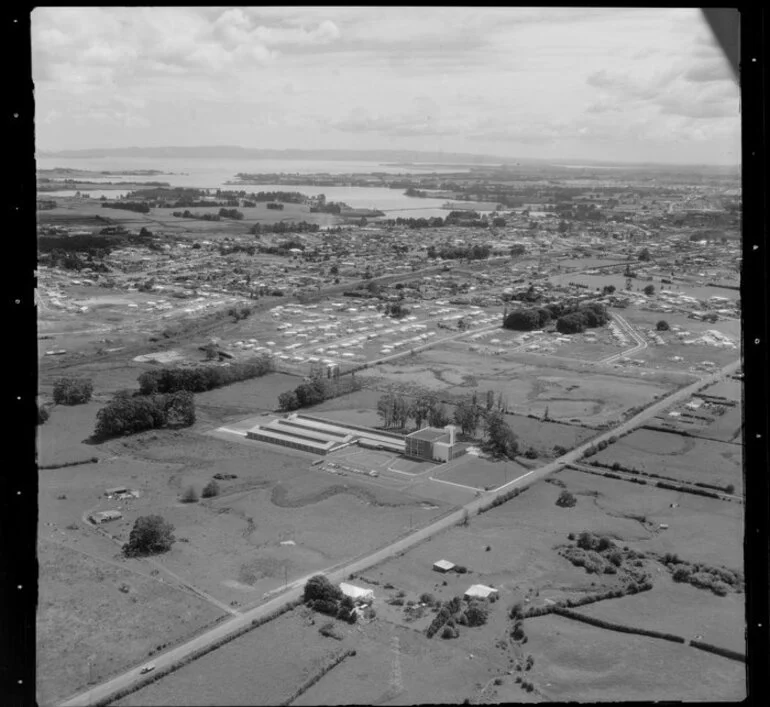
[{"left": 32, "top": 6, "right": 752, "bottom": 706}]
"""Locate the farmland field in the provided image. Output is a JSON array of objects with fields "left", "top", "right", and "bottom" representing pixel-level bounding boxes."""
[
  {"left": 590, "top": 428, "right": 743, "bottom": 491},
  {"left": 576, "top": 572, "right": 745, "bottom": 654},
  {"left": 294, "top": 617, "right": 527, "bottom": 706},
  {"left": 364, "top": 343, "right": 683, "bottom": 426},
  {"left": 83, "top": 428, "right": 452, "bottom": 607},
  {"left": 114, "top": 608, "right": 347, "bottom": 706},
  {"left": 701, "top": 376, "right": 743, "bottom": 401},
  {"left": 37, "top": 541, "right": 226, "bottom": 706},
  {"left": 520, "top": 613, "right": 745, "bottom": 702},
  {"left": 559, "top": 468, "right": 743, "bottom": 568},
  {"left": 37, "top": 401, "right": 107, "bottom": 466}
]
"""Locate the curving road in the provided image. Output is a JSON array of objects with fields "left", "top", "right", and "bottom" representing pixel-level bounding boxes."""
[{"left": 59, "top": 358, "right": 740, "bottom": 707}]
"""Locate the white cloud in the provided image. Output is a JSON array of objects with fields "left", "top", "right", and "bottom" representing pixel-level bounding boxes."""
[{"left": 32, "top": 7, "right": 740, "bottom": 163}]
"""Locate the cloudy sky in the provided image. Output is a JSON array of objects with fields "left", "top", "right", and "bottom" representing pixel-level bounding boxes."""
[{"left": 32, "top": 6, "right": 740, "bottom": 164}]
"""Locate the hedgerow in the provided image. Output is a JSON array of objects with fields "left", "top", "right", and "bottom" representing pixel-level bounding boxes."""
[
  {"left": 552, "top": 607, "right": 686, "bottom": 643},
  {"left": 689, "top": 639, "right": 746, "bottom": 663},
  {"left": 138, "top": 356, "right": 273, "bottom": 395}
]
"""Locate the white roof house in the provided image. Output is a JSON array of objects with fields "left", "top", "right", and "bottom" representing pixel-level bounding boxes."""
[
  {"left": 339, "top": 583, "right": 374, "bottom": 603},
  {"left": 464, "top": 584, "right": 498, "bottom": 600},
  {"left": 433, "top": 559, "right": 456, "bottom": 573}
]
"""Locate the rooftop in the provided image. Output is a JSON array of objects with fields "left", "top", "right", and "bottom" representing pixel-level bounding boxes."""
[{"left": 408, "top": 426, "right": 451, "bottom": 443}]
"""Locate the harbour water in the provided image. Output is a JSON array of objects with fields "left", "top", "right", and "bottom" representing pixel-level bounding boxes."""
[{"left": 37, "top": 157, "right": 491, "bottom": 218}]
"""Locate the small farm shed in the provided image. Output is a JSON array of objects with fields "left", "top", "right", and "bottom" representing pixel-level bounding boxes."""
[
  {"left": 91, "top": 510, "right": 122, "bottom": 524},
  {"left": 464, "top": 584, "right": 498, "bottom": 601},
  {"left": 433, "top": 559, "right": 456, "bottom": 573},
  {"left": 339, "top": 583, "right": 374, "bottom": 604}
]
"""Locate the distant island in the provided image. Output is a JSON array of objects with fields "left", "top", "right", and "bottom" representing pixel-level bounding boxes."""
[{"left": 38, "top": 168, "right": 186, "bottom": 177}]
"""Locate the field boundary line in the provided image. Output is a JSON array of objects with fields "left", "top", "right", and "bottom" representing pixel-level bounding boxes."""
[{"left": 428, "top": 476, "right": 486, "bottom": 492}]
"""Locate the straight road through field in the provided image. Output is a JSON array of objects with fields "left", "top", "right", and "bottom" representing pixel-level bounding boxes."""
[{"left": 59, "top": 357, "right": 740, "bottom": 707}]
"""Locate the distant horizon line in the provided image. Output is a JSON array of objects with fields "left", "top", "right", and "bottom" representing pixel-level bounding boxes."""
[{"left": 35, "top": 145, "right": 741, "bottom": 170}]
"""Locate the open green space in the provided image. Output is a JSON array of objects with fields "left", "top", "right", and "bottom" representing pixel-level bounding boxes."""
[
  {"left": 433, "top": 455, "right": 529, "bottom": 490},
  {"left": 591, "top": 428, "right": 743, "bottom": 491},
  {"left": 113, "top": 608, "right": 344, "bottom": 706},
  {"left": 521, "top": 613, "right": 745, "bottom": 702},
  {"left": 37, "top": 540, "right": 226, "bottom": 706}
]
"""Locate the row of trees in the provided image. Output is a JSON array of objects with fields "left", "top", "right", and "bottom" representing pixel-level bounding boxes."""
[
  {"left": 381, "top": 216, "right": 446, "bottom": 229},
  {"left": 138, "top": 356, "right": 273, "bottom": 395},
  {"left": 172, "top": 210, "right": 221, "bottom": 221},
  {"left": 426, "top": 244, "right": 492, "bottom": 261},
  {"left": 218, "top": 208, "right": 245, "bottom": 220},
  {"left": 249, "top": 191, "right": 306, "bottom": 203},
  {"left": 251, "top": 222, "right": 320, "bottom": 236},
  {"left": 93, "top": 390, "right": 195, "bottom": 440},
  {"left": 101, "top": 201, "right": 150, "bottom": 213}
]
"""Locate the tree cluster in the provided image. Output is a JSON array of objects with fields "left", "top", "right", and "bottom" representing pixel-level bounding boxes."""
[
  {"left": 218, "top": 207, "right": 244, "bottom": 220},
  {"left": 266, "top": 202, "right": 284, "bottom": 210},
  {"left": 53, "top": 377, "right": 94, "bottom": 405},
  {"left": 426, "top": 595, "right": 489, "bottom": 639},
  {"left": 123, "top": 515, "right": 176, "bottom": 557},
  {"left": 503, "top": 307, "right": 551, "bottom": 331},
  {"left": 303, "top": 575, "right": 357, "bottom": 624},
  {"left": 138, "top": 356, "right": 273, "bottom": 395},
  {"left": 309, "top": 201, "right": 348, "bottom": 214},
  {"left": 661, "top": 554, "right": 742, "bottom": 596},
  {"left": 252, "top": 222, "right": 319, "bottom": 237},
  {"left": 93, "top": 390, "right": 195, "bottom": 440},
  {"left": 426, "top": 244, "right": 491, "bottom": 260},
  {"left": 278, "top": 375, "right": 363, "bottom": 412},
  {"left": 376, "top": 392, "right": 450, "bottom": 430},
  {"left": 555, "top": 302, "right": 610, "bottom": 335},
  {"left": 383, "top": 302, "right": 411, "bottom": 319}
]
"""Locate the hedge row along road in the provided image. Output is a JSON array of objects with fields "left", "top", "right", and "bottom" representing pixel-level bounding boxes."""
[{"left": 59, "top": 357, "right": 740, "bottom": 707}]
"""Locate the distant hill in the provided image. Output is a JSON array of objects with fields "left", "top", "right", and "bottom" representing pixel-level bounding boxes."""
[
  {"left": 36, "top": 146, "right": 519, "bottom": 164},
  {"left": 36, "top": 146, "right": 739, "bottom": 174}
]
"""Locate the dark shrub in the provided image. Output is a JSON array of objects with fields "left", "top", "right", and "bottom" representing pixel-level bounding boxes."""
[
  {"left": 180, "top": 486, "right": 198, "bottom": 503},
  {"left": 201, "top": 480, "right": 220, "bottom": 498},
  {"left": 53, "top": 377, "right": 93, "bottom": 405},
  {"left": 123, "top": 515, "right": 175, "bottom": 557},
  {"left": 304, "top": 575, "right": 343, "bottom": 603},
  {"left": 556, "top": 490, "right": 577, "bottom": 508}
]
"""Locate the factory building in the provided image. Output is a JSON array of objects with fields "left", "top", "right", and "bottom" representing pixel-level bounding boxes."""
[{"left": 405, "top": 425, "right": 466, "bottom": 462}]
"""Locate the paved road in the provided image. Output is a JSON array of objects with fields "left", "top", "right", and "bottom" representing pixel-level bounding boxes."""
[{"left": 59, "top": 358, "right": 740, "bottom": 707}]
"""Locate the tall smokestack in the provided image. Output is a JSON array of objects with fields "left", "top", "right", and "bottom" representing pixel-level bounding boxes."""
[{"left": 445, "top": 425, "right": 455, "bottom": 446}]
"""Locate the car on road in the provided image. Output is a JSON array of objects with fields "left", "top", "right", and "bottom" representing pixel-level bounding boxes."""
[{"left": 139, "top": 664, "right": 156, "bottom": 674}]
